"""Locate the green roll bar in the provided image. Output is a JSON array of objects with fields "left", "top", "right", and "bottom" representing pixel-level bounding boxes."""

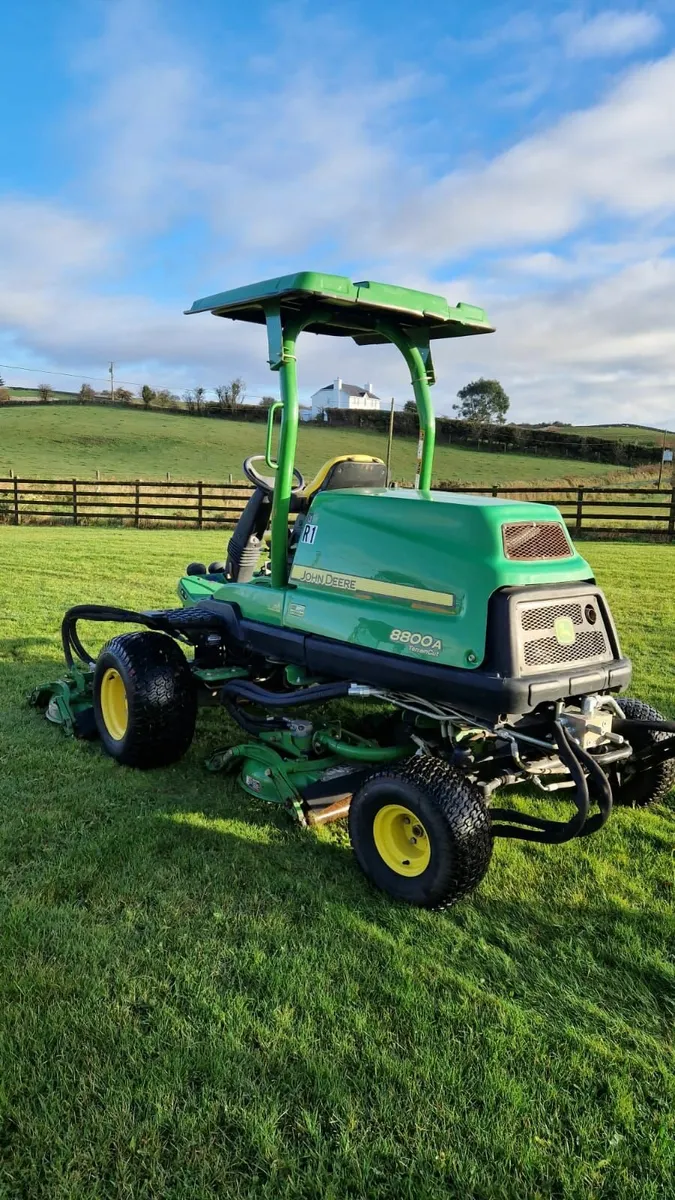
[
  {"left": 265, "top": 311, "right": 437, "bottom": 587},
  {"left": 185, "top": 271, "right": 494, "bottom": 589}
]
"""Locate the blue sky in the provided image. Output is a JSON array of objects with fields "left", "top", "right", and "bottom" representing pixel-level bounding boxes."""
[{"left": 1, "top": 0, "right": 675, "bottom": 422}]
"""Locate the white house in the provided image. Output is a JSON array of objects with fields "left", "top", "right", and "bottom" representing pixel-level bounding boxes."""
[{"left": 303, "top": 378, "right": 381, "bottom": 421}]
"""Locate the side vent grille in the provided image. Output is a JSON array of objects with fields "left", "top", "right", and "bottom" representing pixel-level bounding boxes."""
[
  {"left": 515, "top": 594, "right": 613, "bottom": 675},
  {"left": 502, "top": 522, "right": 573, "bottom": 561},
  {"left": 523, "top": 630, "right": 608, "bottom": 668}
]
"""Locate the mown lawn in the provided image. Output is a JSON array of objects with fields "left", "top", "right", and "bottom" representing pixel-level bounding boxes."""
[
  {"left": 0, "top": 405, "right": 637, "bottom": 487},
  {"left": 0, "top": 527, "right": 673, "bottom": 1199}
]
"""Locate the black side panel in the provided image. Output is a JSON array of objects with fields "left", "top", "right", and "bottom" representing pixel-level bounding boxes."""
[
  {"left": 183, "top": 597, "right": 631, "bottom": 720},
  {"left": 484, "top": 580, "right": 623, "bottom": 673},
  {"left": 225, "top": 489, "right": 271, "bottom": 580}
]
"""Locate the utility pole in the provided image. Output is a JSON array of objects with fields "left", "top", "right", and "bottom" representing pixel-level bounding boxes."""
[
  {"left": 109, "top": 361, "right": 115, "bottom": 405},
  {"left": 385, "top": 397, "right": 395, "bottom": 485},
  {"left": 658, "top": 428, "right": 667, "bottom": 489}
]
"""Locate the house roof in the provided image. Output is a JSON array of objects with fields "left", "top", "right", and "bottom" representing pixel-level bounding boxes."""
[{"left": 315, "top": 382, "right": 381, "bottom": 400}]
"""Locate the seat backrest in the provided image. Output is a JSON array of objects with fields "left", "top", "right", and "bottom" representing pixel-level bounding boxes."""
[{"left": 299, "top": 455, "right": 387, "bottom": 503}]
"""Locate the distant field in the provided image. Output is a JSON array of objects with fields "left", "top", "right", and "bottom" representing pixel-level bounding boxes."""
[
  {"left": 4, "top": 386, "right": 81, "bottom": 402},
  {"left": 546, "top": 424, "right": 675, "bottom": 448},
  {"left": 0, "top": 405, "right": 639, "bottom": 486}
]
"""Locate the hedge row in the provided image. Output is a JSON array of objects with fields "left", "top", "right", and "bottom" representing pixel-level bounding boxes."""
[
  {"left": 316, "top": 407, "right": 659, "bottom": 465},
  {"left": 0, "top": 396, "right": 660, "bottom": 465}
]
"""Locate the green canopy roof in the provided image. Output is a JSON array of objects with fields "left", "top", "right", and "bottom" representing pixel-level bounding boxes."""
[{"left": 185, "top": 271, "right": 493, "bottom": 344}]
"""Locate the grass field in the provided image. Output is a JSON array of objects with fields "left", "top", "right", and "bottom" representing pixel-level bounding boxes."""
[
  {"left": 0, "top": 526, "right": 673, "bottom": 1199},
  {"left": 552, "top": 424, "right": 675, "bottom": 448},
  {"left": 0, "top": 405, "right": 640, "bottom": 487}
]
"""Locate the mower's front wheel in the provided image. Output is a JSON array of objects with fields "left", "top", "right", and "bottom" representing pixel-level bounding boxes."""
[
  {"left": 348, "top": 757, "right": 492, "bottom": 909},
  {"left": 94, "top": 631, "right": 197, "bottom": 769}
]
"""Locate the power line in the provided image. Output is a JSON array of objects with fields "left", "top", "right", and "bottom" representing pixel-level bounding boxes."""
[{"left": 0, "top": 360, "right": 273, "bottom": 401}]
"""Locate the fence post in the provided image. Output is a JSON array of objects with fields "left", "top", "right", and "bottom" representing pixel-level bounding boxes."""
[
  {"left": 72, "top": 478, "right": 78, "bottom": 526},
  {"left": 197, "top": 480, "right": 203, "bottom": 529},
  {"left": 13, "top": 477, "right": 19, "bottom": 525},
  {"left": 576, "top": 487, "right": 584, "bottom": 533},
  {"left": 135, "top": 480, "right": 141, "bottom": 528},
  {"left": 668, "top": 483, "right": 675, "bottom": 541}
]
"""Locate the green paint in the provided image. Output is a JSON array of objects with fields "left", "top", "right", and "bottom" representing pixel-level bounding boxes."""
[
  {"left": 179, "top": 486, "right": 591, "bottom": 670},
  {"left": 269, "top": 323, "right": 301, "bottom": 588},
  {"left": 186, "top": 271, "right": 495, "bottom": 586},
  {"left": 29, "top": 666, "right": 93, "bottom": 736},
  {"left": 264, "top": 401, "right": 283, "bottom": 469},
  {"left": 185, "top": 271, "right": 494, "bottom": 340},
  {"left": 180, "top": 266, "right": 592, "bottom": 669},
  {"left": 313, "top": 730, "right": 412, "bottom": 762},
  {"left": 554, "top": 616, "right": 577, "bottom": 646},
  {"left": 286, "top": 490, "right": 590, "bottom": 668}
]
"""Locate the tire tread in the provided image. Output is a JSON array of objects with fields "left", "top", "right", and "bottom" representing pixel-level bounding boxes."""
[{"left": 94, "top": 631, "right": 196, "bottom": 768}]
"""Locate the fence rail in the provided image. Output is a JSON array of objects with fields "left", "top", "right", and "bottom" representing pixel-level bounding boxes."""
[{"left": 1, "top": 477, "right": 675, "bottom": 539}]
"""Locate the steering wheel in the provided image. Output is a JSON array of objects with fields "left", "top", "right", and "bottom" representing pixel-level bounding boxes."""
[{"left": 243, "top": 455, "right": 305, "bottom": 495}]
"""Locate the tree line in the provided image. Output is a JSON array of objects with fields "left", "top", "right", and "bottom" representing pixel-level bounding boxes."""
[{"left": 0, "top": 376, "right": 257, "bottom": 413}]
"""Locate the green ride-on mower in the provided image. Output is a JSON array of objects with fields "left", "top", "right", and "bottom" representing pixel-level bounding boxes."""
[{"left": 32, "top": 272, "right": 675, "bottom": 909}]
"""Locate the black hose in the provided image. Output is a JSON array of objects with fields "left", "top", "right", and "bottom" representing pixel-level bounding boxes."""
[
  {"left": 491, "top": 721, "right": 591, "bottom": 843},
  {"left": 613, "top": 718, "right": 675, "bottom": 735},
  {"left": 60, "top": 602, "right": 224, "bottom": 667},
  {"left": 572, "top": 738, "right": 613, "bottom": 836},
  {"left": 220, "top": 679, "right": 351, "bottom": 708},
  {"left": 61, "top": 605, "right": 172, "bottom": 666},
  {"left": 221, "top": 697, "right": 286, "bottom": 735}
]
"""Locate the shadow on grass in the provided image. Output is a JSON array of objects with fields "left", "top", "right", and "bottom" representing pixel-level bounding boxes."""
[{"left": 2, "top": 654, "right": 672, "bottom": 1051}]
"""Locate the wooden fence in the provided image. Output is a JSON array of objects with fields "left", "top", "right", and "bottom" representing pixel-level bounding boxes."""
[
  {"left": 0, "top": 478, "right": 252, "bottom": 529},
  {"left": 1, "top": 477, "right": 675, "bottom": 539}
]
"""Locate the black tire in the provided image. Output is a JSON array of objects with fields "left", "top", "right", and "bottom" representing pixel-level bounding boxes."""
[
  {"left": 348, "top": 756, "right": 492, "bottom": 909},
  {"left": 93, "top": 631, "right": 197, "bottom": 769},
  {"left": 613, "top": 697, "right": 675, "bottom": 808}
]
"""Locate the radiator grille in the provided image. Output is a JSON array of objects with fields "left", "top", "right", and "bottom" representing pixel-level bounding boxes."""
[
  {"left": 523, "top": 630, "right": 607, "bottom": 668},
  {"left": 503, "top": 521, "right": 572, "bottom": 561},
  {"left": 521, "top": 602, "right": 583, "bottom": 631},
  {"left": 515, "top": 593, "right": 613, "bottom": 675}
]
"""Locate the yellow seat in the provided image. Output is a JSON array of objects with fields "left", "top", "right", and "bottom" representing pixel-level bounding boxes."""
[{"left": 298, "top": 455, "right": 387, "bottom": 503}]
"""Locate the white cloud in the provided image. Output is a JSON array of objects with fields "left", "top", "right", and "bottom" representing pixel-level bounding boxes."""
[
  {"left": 2, "top": 0, "right": 675, "bottom": 429},
  {"left": 565, "top": 9, "right": 662, "bottom": 59},
  {"left": 373, "top": 52, "right": 675, "bottom": 264}
]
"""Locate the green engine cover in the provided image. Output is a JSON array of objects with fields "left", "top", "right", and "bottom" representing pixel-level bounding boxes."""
[
  {"left": 179, "top": 490, "right": 593, "bottom": 670},
  {"left": 285, "top": 489, "right": 592, "bottom": 669}
]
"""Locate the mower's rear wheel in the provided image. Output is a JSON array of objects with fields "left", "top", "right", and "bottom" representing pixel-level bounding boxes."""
[
  {"left": 94, "top": 631, "right": 197, "bottom": 769},
  {"left": 348, "top": 757, "right": 492, "bottom": 909},
  {"left": 612, "top": 697, "right": 675, "bottom": 808}
]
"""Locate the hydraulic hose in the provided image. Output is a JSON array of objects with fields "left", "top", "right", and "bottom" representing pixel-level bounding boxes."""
[
  {"left": 61, "top": 604, "right": 172, "bottom": 667},
  {"left": 221, "top": 698, "right": 286, "bottom": 735},
  {"left": 60, "top": 603, "right": 223, "bottom": 667},
  {"left": 219, "top": 679, "right": 351, "bottom": 708},
  {"left": 491, "top": 721, "right": 591, "bottom": 843},
  {"left": 613, "top": 718, "right": 675, "bottom": 735},
  {"left": 572, "top": 739, "right": 613, "bottom": 836}
]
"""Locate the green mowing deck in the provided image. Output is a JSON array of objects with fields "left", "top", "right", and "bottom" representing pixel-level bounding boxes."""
[{"left": 0, "top": 526, "right": 673, "bottom": 1199}]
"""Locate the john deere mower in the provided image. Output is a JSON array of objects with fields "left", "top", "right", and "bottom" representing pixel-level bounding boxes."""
[{"left": 32, "top": 272, "right": 675, "bottom": 909}]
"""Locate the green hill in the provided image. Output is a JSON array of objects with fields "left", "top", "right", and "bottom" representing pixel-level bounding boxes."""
[
  {"left": 0, "top": 404, "right": 642, "bottom": 486},
  {"left": 537, "top": 423, "right": 675, "bottom": 448}
]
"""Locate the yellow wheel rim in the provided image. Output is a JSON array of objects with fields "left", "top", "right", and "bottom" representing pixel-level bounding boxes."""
[
  {"left": 372, "top": 804, "right": 431, "bottom": 877},
  {"left": 100, "top": 667, "right": 128, "bottom": 741}
]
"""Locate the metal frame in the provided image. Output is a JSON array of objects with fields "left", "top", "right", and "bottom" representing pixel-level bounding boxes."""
[{"left": 262, "top": 303, "right": 437, "bottom": 588}]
